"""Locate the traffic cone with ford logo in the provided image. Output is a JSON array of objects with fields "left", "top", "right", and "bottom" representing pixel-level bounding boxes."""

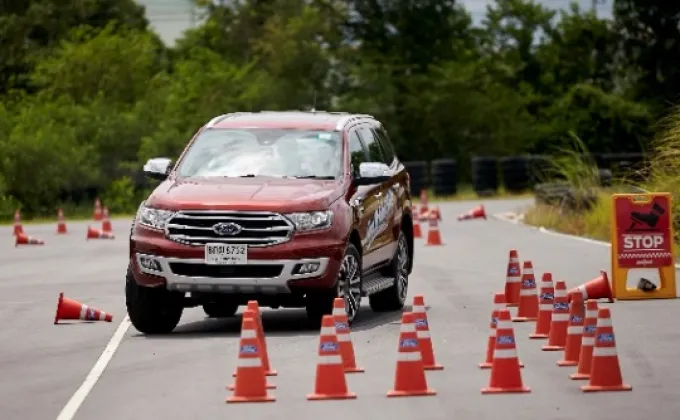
[
  {"left": 529, "top": 273, "right": 554, "bottom": 339},
  {"left": 54, "top": 293, "right": 113, "bottom": 324},
  {"left": 557, "top": 291, "right": 585, "bottom": 366},
  {"left": 228, "top": 310, "right": 276, "bottom": 390},
  {"left": 481, "top": 309, "right": 530, "bottom": 394},
  {"left": 387, "top": 312, "right": 436, "bottom": 397},
  {"left": 307, "top": 315, "right": 356, "bottom": 400},
  {"left": 512, "top": 261, "right": 539, "bottom": 322},
  {"left": 412, "top": 295, "right": 443, "bottom": 370},
  {"left": 227, "top": 316, "right": 275, "bottom": 403},
  {"left": 570, "top": 300, "right": 599, "bottom": 380},
  {"left": 569, "top": 270, "right": 614, "bottom": 303},
  {"left": 581, "top": 308, "right": 632, "bottom": 392},
  {"left": 332, "top": 298, "right": 364, "bottom": 373},
  {"left": 542, "top": 281, "right": 570, "bottom": 351},
  {"left": 503, "top": 250, "right": 522, "bottom": 307}
]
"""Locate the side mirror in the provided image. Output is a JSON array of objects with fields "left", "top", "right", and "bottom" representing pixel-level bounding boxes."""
[
  {"left": 353, "top": 162, "right": 391, "bottom": 186},
  {"left": 143, "top": 158, "right": 173, "bottom": 180}
]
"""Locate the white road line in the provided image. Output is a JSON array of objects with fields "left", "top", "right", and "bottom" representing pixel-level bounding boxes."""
[
  {"left": 492, "top": 212, "right": 680, "bottom": 269},
  {"left": 56, "top": 315, "right": 131, "bottom": 420}
]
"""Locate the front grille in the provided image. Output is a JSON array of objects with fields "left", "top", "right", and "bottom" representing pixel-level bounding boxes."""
[
  {"left": 166, "top": 211, "right": 294, "bottom": 247},
  {"left": 169, "top": 263, "right": 284, "bottom": 279}
]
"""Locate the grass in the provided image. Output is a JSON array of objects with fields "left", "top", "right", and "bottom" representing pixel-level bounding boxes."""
[
  {"left": 0, "top": 203, "right": 135, "bottom": 226},
  {"left": 523, "top": 190, "right": 612, "bottom": 242},
  {"left": 521, "top": 118, "right": 680, "bottom": 256}
]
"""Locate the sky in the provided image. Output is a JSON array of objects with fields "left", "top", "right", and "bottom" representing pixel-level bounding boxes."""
[{"left": 135, "top": 0, "right": 613, "bottom": 46}]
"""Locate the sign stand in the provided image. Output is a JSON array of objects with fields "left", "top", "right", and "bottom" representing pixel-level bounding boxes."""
[{"left": 610, "top": 193, "right": 677, "bottom": 300}]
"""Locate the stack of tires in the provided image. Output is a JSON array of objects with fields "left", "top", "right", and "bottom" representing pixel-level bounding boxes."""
[
  {"left": 403, "top": 161, "right": 429, "bottom": 197},
  {"left": 471, "top": 156, "right": 499, "bottom": 196},
  {"left": 500, "top": 156, "right": 530, "bottom": 193},
  {"left": 431, "top": 159, "right": 457, "bottom": 197}
]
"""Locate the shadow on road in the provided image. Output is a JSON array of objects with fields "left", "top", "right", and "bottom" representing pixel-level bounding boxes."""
[{"left": 134, "top": 304, "right": 418, "bottom": 340}]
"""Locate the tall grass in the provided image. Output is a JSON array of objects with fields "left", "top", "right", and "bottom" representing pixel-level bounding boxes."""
[{"left": 525, "top": 108, "right": 680, "bottom": 253}]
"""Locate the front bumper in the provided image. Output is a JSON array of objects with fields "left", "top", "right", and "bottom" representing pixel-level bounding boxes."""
[
  {"left": 129, "top": 225, "right": 347, "bottom": 294},
  {"left": 133, "top": 253, "right": 333, "bottom": 294}
]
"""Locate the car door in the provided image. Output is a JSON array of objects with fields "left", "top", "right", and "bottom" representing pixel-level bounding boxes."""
[
  {"left": 370, "top": 123, "right": 404, "bottom": 256},
  {"left": 357, "top": 124, "right": 396, "bottom": 268}
]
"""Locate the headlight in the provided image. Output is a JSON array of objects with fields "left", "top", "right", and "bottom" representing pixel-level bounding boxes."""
[
  {"left": 285, "top": 211, "right": 333, "bottom": 231},
  {"left": 137, "top": 205, "right": 176, "bottom": 230}
]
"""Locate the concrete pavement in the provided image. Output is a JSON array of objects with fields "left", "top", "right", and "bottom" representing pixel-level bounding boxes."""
[{"left": 1, "top": 199, "right": 679, "bottom": 420}]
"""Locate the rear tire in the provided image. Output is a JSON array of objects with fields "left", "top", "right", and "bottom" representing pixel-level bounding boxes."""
[
  {"left": 203, "top": 302, "right": 239, "bottom": 318},
  {"left": 126, "top": 267, "right": 184, "bottom": 335},
  {"left": 369, "top": 232, "right": 409, "bottom": 312}
]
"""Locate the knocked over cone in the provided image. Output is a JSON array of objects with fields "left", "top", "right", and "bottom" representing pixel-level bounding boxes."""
[
  {"left": 54, "top": 293, "right": 113, "bottom": 324},
  {"left": 458, "top": 204, "right": 486, "bottom": 221}
]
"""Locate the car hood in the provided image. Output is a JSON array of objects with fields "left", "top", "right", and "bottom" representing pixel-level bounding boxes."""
[{"left": 146, "top": 176, "right": 346, "bottom": 212}]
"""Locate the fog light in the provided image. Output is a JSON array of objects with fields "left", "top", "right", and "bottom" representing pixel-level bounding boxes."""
[
  {"left": 293, "top": 262, "right": 320, "bottom": 275},
  {"left": 139, "top": 256, "right": 162, "bottom": 272}
]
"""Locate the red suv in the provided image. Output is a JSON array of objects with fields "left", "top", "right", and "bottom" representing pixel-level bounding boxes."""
[{"left": 126, "top": 111, "right": 414, "bottom": 334}]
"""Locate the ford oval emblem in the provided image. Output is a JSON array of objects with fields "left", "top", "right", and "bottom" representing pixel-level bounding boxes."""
[{"left": 213, "top": 222, "right": 243, "bottom": 236}]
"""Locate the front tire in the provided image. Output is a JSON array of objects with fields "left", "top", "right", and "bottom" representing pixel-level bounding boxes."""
[
  {"left": 126, "top": 267, "right": 184, "bottom": 335},
  {"left": 305, "top": 242, "right": 363, "bottom": 324},
  {"left": 369, "top": 232, "right": 409, "bottom": 312}
]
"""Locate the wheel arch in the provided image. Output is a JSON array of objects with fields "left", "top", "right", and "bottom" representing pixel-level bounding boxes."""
[{"left": 400, "top": 213, "right": 414, "bottom": 274}]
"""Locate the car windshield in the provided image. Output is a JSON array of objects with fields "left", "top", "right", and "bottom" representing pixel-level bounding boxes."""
[{"left": 175, "top": 128, "right": 343, "bottom": 179}]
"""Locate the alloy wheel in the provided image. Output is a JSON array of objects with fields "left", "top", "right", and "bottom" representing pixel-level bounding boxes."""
[{"left": 337, "top": 253, "right": 361, "bottom": 322}]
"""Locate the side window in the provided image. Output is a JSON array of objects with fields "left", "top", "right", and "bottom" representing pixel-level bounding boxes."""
[
  {"left": 372, "top": 126, "right": 395, "bottom": 164},
  {"left": 349, "top": 131, "right": 369, "bottom": 174},
  {"left": 358, "top": 126, "right": 387, "bottom": 164}
]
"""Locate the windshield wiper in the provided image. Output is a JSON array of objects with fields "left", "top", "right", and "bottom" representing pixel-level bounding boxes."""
[
  {"left": 292, "top": 175, "right": 336, "bottom": 180},
  {"left": 237, "top": 174, "right": 257, "bottom": 177}
]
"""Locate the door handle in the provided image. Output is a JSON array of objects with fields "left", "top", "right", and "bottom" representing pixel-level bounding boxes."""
[{"left": 374, "top": 191, "right": 383, "bottom": 199}]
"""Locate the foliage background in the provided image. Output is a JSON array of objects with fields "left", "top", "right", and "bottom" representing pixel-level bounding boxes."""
[{"left": 1, "top": 0, "right": 679, "bottom": 220}]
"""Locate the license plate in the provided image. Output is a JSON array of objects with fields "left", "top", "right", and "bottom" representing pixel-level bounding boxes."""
[{"left": 205, "top": 244, "right": 248, "bottom": 265}]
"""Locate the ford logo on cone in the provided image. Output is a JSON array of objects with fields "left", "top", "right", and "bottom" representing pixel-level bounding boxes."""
[{"left": 213, "top": 222, "right": 243, "bottom": 236}]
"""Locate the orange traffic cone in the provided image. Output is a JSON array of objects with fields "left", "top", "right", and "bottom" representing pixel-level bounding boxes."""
[
  {"left": 431, "top": 206, "right": 442, "bottom": 221},
  {"left": 503, "top": 250, "right": 522, "bottom": 307},
  {"left": 227, "top": 316, "right": 275, "bottom": 403},
  {"left": 57, "top": 209, "right": 68, "bottom": 234},
  {"left": 424, "top": 213, "right": 443, "bottom": 246},
  {"left": 557, "top": 291, "right": 585, "bottom": 366},
  {"left": 93, "top": 198, "right": 103, "bottom": 221},
  {"left": 15, "top": 232, "right": 45, "bottom": 246},
  {"left": 413, "top": 219, "right": 422, "bottom": 238},
  {"left": 481, "top": 308, "right": 530, "bottom": 394},
  {"left": 480, "top": 293, "right": 524, "bottom": 369},
  {"left": 581, "top": 308, "right": 632, "bottom": 392},
  {"left": 412, "top": 295, "right": 443, "bottom": 370},
  {"left": 307, "top": 315, "right": 356, "bottom": 400},
  {"left": 458, "top": 204, "right": 486, "bottom": 221},
  {"left": 101, "top": 206, "right": 112, "bottom": 233},
  {"left": 228, "top": 310, "right": 275, "bottom": 390},
  {"left": 569, "top": 270, "right": 614, "bottom": 303},
  {"left": 529, "top": 272, "right": 554, "bottom": 339},
  {"left": 513, "top": 261, "right": 539, "bottom": 322},
  {"left": 246, "top": 300, "right": 276, "bottom": 376},
  {"left": 87, "top": 226, "right": 114, "bottom": 240},
  {"left": 570, "top": 299, "right": 599, "bottom": 380},
  {"left": 387, "top": 312, "right": 436, "bottom": 397},
  {"left": 542, "top": 280, "right": 569, "bottom": 351},
  {"left": 332, "top": 298, "right": 364, "bottom": 373},
  {"left": 13, "top": 209, "right": 23, "bottom": 236},
  {"left": 53, "top": 293, "right": 113, "bottom": 324}
]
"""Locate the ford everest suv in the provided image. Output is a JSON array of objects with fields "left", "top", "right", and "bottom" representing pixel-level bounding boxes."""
[{"left": 126, "top": 111, "right": 414, "bottom": 334}]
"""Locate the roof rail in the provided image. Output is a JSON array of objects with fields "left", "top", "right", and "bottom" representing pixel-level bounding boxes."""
[
  {"left": 205, "top": 112, "right": 251, "bottom": 128},
  {"left": 334, "top": 114, "right": 375, "bottom": 131}
]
